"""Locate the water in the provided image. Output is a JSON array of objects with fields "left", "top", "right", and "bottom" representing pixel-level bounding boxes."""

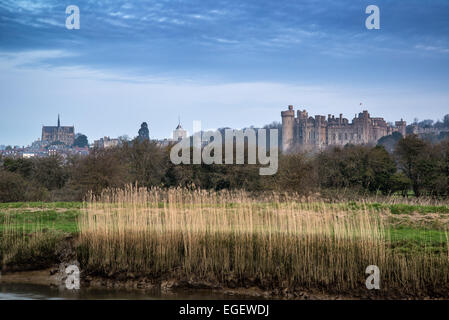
[{"left": 0, "top": 282, "right": 254, "bottom": 300}]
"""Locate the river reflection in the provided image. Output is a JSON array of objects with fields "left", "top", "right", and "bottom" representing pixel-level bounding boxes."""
[{"left": 0, "top": 282, "right": 257, "bottom": 300}]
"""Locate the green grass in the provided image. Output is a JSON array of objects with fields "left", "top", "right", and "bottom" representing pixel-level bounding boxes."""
[
  {"left": 0, "top": 209, "right": 81, "bottom": 233},
  {"left": 389, "top": 227, "right": 448, "bottom": 245},
  {"left": 0, "top": 203, "right": 81, "bottom": 269},
  {"left": 389, "top": 227, "right": 448, "bottom": 254},
  {"left": 387, "top": 203, "right": 449, "bottom": 215},
  {"left": 0, "top": 202, "right": 83, "bottom": 210},
  {"left": 331, "top": 201, "right": 449, "bottom": 215}
]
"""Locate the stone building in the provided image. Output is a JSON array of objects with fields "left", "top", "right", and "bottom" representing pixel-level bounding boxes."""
[
  {"left": 172, "top": 122, "right": 187, "bottom": 141},
  {"left": 94, "top": 136, "right": 120, "bottom": 149},
  {"left": 281, "top": 105, "right": 406, "bottom": 153},
  {"left": 41, "top": 115, "right": 75, "bottom": 146}
]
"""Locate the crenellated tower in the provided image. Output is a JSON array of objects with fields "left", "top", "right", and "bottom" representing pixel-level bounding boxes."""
[{"left": 281, "top": 105, "right": 295, "bottom": 153}]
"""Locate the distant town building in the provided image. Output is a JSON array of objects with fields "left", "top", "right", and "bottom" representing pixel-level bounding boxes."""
[
  {"left": 281, "top": 105, "right": 407, "bottom": 153},
  {"left": 155, "top": 121, "right": 189, "bottom": 147},
  {"left": 172, "top": 122, "right": 187, "bottom": 141},
  {"left": 22, "top": 152, "right": 35, "bottom": 158},
  {"left": 156, "top": 138, "right": 171, "bottom": 148},
  {"left": 29, "top": 138, "right": 46, "bottom": 151},
  {"left": 94, "top": 136, "right": 120, "bottom": 149},
  {"left": 411, "top": 125, "right": 448, "bottom": 136},
  {"left": 42, "top": 115, "right": 75, "bottom": 146}
]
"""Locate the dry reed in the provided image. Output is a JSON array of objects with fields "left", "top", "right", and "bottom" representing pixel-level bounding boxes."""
[
  {"left": 0, "top": 213, "right": 61, "bottom": 268},
  {"left": 78, "top": 185, "right": 449, "bottom": 296}
]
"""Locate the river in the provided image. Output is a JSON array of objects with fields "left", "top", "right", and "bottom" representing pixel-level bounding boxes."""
[{"left": 0, "top": 282, "right": 256, "bottom": 300}]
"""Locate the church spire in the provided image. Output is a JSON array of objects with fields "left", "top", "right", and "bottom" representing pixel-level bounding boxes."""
[{"left": 58, "top": 114, "right": 60, "bottom": 127}]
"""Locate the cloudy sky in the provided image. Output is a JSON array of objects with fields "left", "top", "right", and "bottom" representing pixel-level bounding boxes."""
[{"left": 0, "top": 0, "right": 448, "bottom": 146}]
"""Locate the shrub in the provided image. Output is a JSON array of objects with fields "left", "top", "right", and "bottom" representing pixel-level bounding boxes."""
[{"left": 0, "top": 170, "right": 27, "bottom": 202}]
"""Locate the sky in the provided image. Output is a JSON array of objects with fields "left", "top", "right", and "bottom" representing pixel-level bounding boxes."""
[{"left": 0, "top": 0, "right": 448, "bottom": 146}]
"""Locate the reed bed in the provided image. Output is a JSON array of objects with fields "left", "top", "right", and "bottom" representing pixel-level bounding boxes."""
[
  {"left": 78, "top": 185, "right": 449, "bottom": 296},
  {"left": 0, "top": 213, "right": 62, "bottom": 269}
]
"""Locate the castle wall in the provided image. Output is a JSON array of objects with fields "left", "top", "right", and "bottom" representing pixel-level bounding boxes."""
[
  {"left": 328, "top": 125, "right": 360, "bottom": 146},
  {"left": 281, "top": 106, "right": 406, "bottom": 153}
]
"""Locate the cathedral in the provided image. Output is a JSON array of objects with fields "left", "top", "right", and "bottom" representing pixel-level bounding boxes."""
[
  {"left": 281, "top": 105, "right": 406, "bottom": 153},
  {"left": 41, "top": 115, "right": 75, "bottom": 146}
]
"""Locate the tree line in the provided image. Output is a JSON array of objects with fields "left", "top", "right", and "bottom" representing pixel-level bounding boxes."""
[{"left": 0, "top": 134, "right": 448, "bottom": 202}]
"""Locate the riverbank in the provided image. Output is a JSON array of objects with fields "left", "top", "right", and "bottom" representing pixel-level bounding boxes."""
[
  {"left": 1, "top": 266, "right": 445, "bottom": 300},
  {"left": 0, "top": 269, "right": 260, "bottom": 300},
  {"left": 0, "top": 235, "right": 447, "bottom": 300},
  {"left": 1, "top": 190, "right": 449, "bottom": 300}
]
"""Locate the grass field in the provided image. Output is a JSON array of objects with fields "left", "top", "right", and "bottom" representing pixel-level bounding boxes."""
[{"left": 1, "top": 200, "right": 447, "bottom": 239}]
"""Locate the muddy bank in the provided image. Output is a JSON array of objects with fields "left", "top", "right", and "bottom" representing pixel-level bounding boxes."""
[
  {"left": 0, "top": 268, "right": 353, "bottom": 299},
  {"left": 0, "top": 269, "right": 61, "bottom": 286},
  {"left": 82, "top": 273, "right": 447, "bottom": 300},
  {"left": 2, "top": 268, "right": 444, "bottom": 300},
  {"left": 1, "top": 236, "right": 447, "bottom": 300}
]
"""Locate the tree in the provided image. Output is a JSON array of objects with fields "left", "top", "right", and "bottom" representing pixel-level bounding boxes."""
[
  {"left": 2, "top": 158, "right": 34, "bottom": 178},
  {"left": 420, "top": 141, "right": 449, "bottom": 197},
  {"left": 418, "top": 119, "right": 434, "bottom": 128},
  {"left": 138, "top": 122, "right": 150, "bottom": 141},
  {"left": 389, "top": 172, "right": 412, "bottom": 197},
  {"left": 395, "top": 135, "right": 428, "bottom": 197},
  {"left": 439, "top": 132, "right": 449, "bottom": 141},
  {"left": 377, "top": 132, "right": 403, "bottom": 153},
  {"left": 0, "top": 170, "right": 27, "bottom": 202},
  {"left": 68, "top": 148, "right": 130, "bottom": 197},
  {"left": 120, "top": 139, "right": 168, "bottom": 188},
  {"left": 33, "top": 155, "right": 68, "bottom": 191},
  {"left": 440, "top": 141, "right": 449, "bottom": 196},
  {"left": 444, "top": 114, "right": 449, "bottom": 128},
  {"left": 316, "top": 145, "right": 397, "bottom": 195},
  {"left": 275, "top": 153, "right": 317, "bottom": 195},
  {"left": 366, "top": 146, "right": 397, "bottom": 194},
  {"left": 118, "top": 135, "right": 130, "bottom": 143},
  {"left": 73, "top": 134, "right": 88, "bottom": 148}
]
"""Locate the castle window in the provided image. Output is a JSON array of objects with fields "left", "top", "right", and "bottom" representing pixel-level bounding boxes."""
[
  {"left": 345, "top": 133, "right": 347, "bottom": 140},
  {"left": 338, "top": 133, "right": 342, "bottom": 140}
]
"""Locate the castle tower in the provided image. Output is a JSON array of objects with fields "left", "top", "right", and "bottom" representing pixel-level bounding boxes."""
[
  {"left": 173, "top": 119, "right": 187, "bottom": 141},
  {"left": 281, "top": 105, "right": 295, "bottom": 153},
  {"left": 297, "top": 109, "right": 309, "bottom": 147},
  {"left": 395, "top": 119, "right": 407, "bottom": 137}
]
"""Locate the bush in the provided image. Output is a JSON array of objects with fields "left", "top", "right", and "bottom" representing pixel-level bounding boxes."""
[{"left": 0, "top": 170, "right": 27, "bottom": 202}]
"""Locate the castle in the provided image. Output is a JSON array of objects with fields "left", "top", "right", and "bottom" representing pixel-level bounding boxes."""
[
  {"left": 41, "top": 115, "right": 75, "bottom": 146},
  {"left": 281, "top": 105, "right": 406, "bottom": 153}
]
